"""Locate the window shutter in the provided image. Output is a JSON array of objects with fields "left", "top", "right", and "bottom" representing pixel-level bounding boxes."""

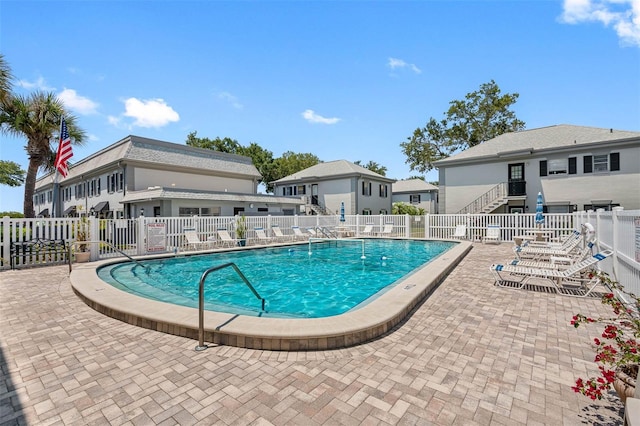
[
  {"left": 568, "top": 157, "right": 577, "bottom": 174},
  {"left": 610, "top": 153, "right": 620, "bottom": 171},
  {"left": 583, "top": 156, "right": 593, "bottom": 173},
  {"left": 539, "top": 160, "right": 547, "bottom": 177}
]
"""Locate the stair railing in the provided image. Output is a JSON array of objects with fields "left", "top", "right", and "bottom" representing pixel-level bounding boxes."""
[{"left": 457, "top": 182, "right": 508, "bottom": 214}]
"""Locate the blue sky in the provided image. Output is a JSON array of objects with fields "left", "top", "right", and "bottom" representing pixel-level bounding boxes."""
[{"left": 1, "top": 0, "right": 639, "bottom": 213}]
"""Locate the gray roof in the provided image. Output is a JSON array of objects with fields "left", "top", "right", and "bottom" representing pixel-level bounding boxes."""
[
  {"left": 434, "top": 124, "right": 640, "bottom": 166},
  {"left": 392, "top": 179, "right": 438, "bottom": 193},
  {"left": 40, "top": 135, "right": 261, "bottom": 184},
  {"left": 120, "top": 187, "right": 305, "bottom": 205},
  {"left": 272, "top": 160, "right": 395, "bottom": 184}
]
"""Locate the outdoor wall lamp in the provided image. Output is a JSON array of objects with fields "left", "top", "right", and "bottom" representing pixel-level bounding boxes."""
[
  {"left": 140, "top": 208, "right": 145, "bottom": 217},
  {"left": 90, "top": 207, "right": 95, "bottom": 216}
]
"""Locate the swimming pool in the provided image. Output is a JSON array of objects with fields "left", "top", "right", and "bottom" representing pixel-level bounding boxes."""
[
  {"left": 98, "top": 239, "right": 456, "bottom": 318},
  {"left": 70, "top": 238, "right": 472, "bottom": 350}
]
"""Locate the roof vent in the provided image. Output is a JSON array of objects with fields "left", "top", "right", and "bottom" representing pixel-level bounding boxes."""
[{"left": 610, "top": 128, "right": 613, "bottom": 133}]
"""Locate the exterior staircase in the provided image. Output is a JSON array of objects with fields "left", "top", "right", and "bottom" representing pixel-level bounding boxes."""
[
  {"left": 306, "top": 201, "right": 332, "bottom": 215},
  {"left": 457, "top": 182, "right": 509, "bottom": 214}
]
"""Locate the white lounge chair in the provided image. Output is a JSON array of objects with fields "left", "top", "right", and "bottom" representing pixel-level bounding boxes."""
[
  {"left": 513, "top": 234, "right": 584, "bottom": 260},
  {"left": 271, "top": 225, "right": 289, "bottom": 242},
  {"left": 253, "top": 227, "right": 273, "bottom": 244},
  {"left": 482, "top": 224, "right": 501, "bottom": 244},
  {"left": 183, "top": 228, "right": 213, "bottom": 250},
  {"left": 490, "top": 249, "right": 613, "bottom": 297},
  {"left": 452, "top": 224, "right": 467, "bottom": 240},
  {"left": 507, "top": 241, "right": 596, "bottom": 270},
  {"left": 377, "top": 224, "right": 393, "bottom": 237},
  {"left": 360, "top": 224, "right": 374, "bottom": 236},
  {"left": 216, "top": 229, "right": 236, "bottom": 248},
  {"left": 291, "top": 226, "right": 309, "bottom": 240}
]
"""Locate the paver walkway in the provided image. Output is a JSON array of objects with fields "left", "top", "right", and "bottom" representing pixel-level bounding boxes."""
[{"left": 1, "top": 243, "right": 624, "bottom": 425}]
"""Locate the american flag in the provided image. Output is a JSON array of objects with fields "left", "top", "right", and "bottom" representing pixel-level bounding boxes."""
[{"left": 55, "top": 117, "right": 73, "bottom": 177}]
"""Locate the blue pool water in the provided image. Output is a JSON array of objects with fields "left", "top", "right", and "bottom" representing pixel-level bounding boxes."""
[{"left": 98, "top": 239, "right": 456, "bottom": 318}]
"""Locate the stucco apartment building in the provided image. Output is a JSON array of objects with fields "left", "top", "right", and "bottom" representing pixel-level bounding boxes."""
[
  {"left": 272, "top": 160, "right": 395, "bottom": 216},
  {"left": 33, "top": 135, "right": 304, "bottom": 218},
  {"left": 434, "top": 125, "right": 640, "bottom": 214}
]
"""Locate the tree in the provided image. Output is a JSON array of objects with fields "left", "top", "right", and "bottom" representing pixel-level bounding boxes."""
[
  {"left": 401, "top": 80, "right": 526, "bottom": 174},
  {"left": 271, "top": 151, "right": 321, "bottom": 189},
  {"left": 0, "top": 54, "right": 13, "bottom": 107},
  {"left": 186, "top": 131, "right": 242, "bottom": 153},
  {"left": 1, "top": 91, "right": 86, "bottom": 217},
  {"left": 0, "top": 160, "right": 25, "bottom": 186},
  {"left": 392, "top": 202, "right": 424, "bottom": 215},
  {"left": 186, "top": 132, "right": 321, "bottom": 193},
  {"left": 353, "top": 160, "right": 387, "bottom": 176},
  {"left": 186, "top": 132, "right": 276, "bottom": 191}
]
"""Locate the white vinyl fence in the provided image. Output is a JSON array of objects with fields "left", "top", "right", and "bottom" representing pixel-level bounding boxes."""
[{"left": 2, "top": 210, "right": 638, "bottom": 293}]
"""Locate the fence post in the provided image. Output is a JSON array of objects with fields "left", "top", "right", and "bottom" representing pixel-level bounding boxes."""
[
  {"left": 137, "top": 216, "right": 146, "bottom": 255},
  {"left": 611, "top": 206, "right": 624, "bottom": 282},
  {"left": 424, "top": 214, "right": 430, "bottom": 239},
  {"left": 2, "top": 216, "right": 10, "bottom": 270},
  {"left": 89, "top": 216, "right": 99, "bottom": 261},
  {"left": 404, "top": 214, "right": 410, "bottom": 238}
]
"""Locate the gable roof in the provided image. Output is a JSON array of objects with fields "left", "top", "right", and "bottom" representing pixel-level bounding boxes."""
[
  {"left": 38, "top": 135, "right": 261, "bottom": 185},
  {"left": 392, "top": 179, "right": 438, "bottom": 193},
  {"left": 272, "top": 160, "right": 395, "bottom": 184},
  {"left": 434, "top": 124, "right": 640, "bottom": 166}
]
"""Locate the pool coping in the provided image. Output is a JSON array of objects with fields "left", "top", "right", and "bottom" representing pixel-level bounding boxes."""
[{"left": 70, "top": 238, "right": 473, "bottom": 351}]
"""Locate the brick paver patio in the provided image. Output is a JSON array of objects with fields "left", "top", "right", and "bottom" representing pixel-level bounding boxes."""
[{"left": 1, "top": 243, "right": 624, "bottom": 425}]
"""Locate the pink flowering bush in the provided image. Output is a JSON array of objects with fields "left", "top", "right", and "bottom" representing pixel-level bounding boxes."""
[{"left": 572, "top": 271, "right": 640, "bottom": 400}]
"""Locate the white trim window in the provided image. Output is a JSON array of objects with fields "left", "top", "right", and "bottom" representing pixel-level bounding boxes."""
[{"left": 410, "top": 194, "right": 421, "bottom": 204}]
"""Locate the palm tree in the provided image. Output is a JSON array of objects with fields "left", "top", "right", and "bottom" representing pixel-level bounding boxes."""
[
  {"left": 0, "top": 54, "right": 13, "bottom": 107},
  {"left": 1, "top": 91, "right": 86, "bottom": 217}
]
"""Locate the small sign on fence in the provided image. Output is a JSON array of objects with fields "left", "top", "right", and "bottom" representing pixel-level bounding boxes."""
[{"left": 146, "top": 222, "right": 167, "bottom": 253}]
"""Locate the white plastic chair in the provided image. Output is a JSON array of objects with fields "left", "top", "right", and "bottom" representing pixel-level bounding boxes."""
[
  {"left": 216, "top": 229, "right": 236, "bottom": 248},
  {"left": 482, "top": 224, "right": 501, "bottom": 244},
  {"left": 452, "top": 225, "right": 467, "bottom": 240}
]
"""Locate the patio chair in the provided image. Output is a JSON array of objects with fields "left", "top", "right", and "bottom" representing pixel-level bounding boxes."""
[
  {"left": 377, "top": 223, "right": 394, "bottom": 237},
  {"left": 253, "top": 227, "right": 273, "bottom": 244},
  {"left": 271, "top": 225, "right": 289, "bottom": 242},
  {"left": 306, "top": 227, "right": 319, "bottom": 237},
  {"left": 183, "top": 228, "right": 213, "bottom": 250},
  {"left": 291, "top": 226, "right": 309, "bottom": 240},
  {"left": 360, "top": 224, "right": 374, "bottom": 236},
  {"left": 513, "top": 233, "right": 584, "bottom": 260},
  {"left": 507, "top": 241, "right": 596, "bottom": 270},
  {"left": 482, "top": 224, "right": 501, "bottom": 244},
  {"left": 216, "top": 229, "right": 236, "bottom": 248},
  {"left": 490, "top": 249, "right": 613, "bottom": 297},
  {"left": 452, "top": 224, "right": 467, "bottom": 240}
]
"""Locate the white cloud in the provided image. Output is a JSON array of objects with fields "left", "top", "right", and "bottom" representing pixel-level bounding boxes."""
[
  {"left": 218, "top": 91, "right": 243, "bottom": 109},
  {"left": 387, "top": 57, "right": 422, "bottom": 74},
  {"left": 122, "top": 97, "right": 180, "bottom": 128},
  {"left": 58, "top": 88, "right": 99, "bottom": 115},
  {"left": 16, "top": 76, "right": 55, "bottom": 91},
  {"left": 301, "top": 109, "right": 341, "bottom": 124},
  {"left": 560, "top": 0, "right": 640, "bottom": 47}
]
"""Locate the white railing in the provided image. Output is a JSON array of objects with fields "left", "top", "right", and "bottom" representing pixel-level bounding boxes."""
[
  {"left": 2, "top": 211, "right": 638, "bottom": 293},
  {"left": 457, "top": 182, "right": 508, "bottom": 214}
]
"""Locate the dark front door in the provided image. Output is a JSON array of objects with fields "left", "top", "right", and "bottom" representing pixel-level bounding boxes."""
[
  {"left": 508, "top": 163, "right": 526, "bottom": 196},
  {"left": 311, "top": 184, "right": 319, "bottom": 205}
]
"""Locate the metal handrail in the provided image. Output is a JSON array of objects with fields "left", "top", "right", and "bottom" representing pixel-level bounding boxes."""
[
  {"left": 196, "top": 262, "right": 265, "bottom": 351},
  {"left": 67, "top": 240, "right": 148, "bottom": 272}
]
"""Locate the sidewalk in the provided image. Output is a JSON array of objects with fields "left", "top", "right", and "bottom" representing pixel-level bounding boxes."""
[{"left": 0, "top": 243, "right": 623, "bottom": 425}]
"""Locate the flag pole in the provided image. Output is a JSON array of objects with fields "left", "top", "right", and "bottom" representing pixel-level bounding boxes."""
[{"left": 51, "top": 117, "right": 64, "bottom": 218}]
